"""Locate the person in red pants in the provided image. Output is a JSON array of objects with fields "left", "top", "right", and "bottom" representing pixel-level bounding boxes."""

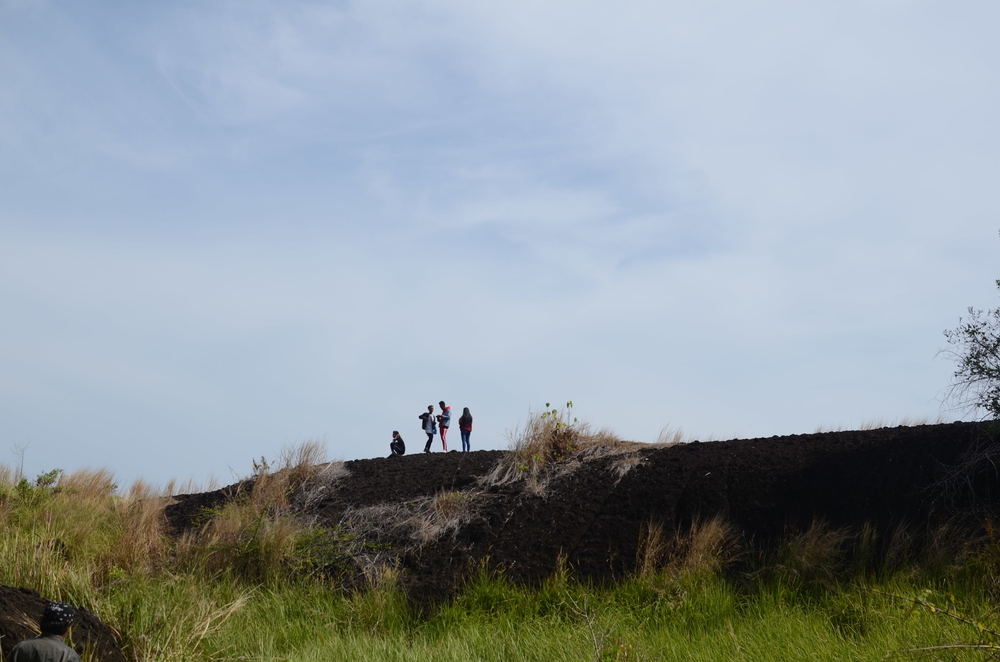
[{"left": 437, "top": 400, "right": 451, "bottom": 451}]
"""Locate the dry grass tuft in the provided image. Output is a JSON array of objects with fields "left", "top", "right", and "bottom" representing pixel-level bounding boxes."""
[
  {"left": 419, "top": 490, "right": 472, "bottom": 543},
  {"left": 481, "top": 411, "right": 644, "bottom": 492},
  {"left": 173, "top": 440, "right": 349, "bottom": 583},
  {"left": 637, "top": 520, "right": 670, "bottom": 579},
  {"left": 249, "top": 468, "right": 290, "bottom": 515},
  {"left": 813, "top": 416, "right": 946, "bottom": 434},
  {"left": 278, "top": 439, "right": 329, "bottom": 486},
  {"left": 104, "top": 479, "right": 169, "bottom": 573},
  {"left": 920, "top": 520, "right": 980, "bottom": 573},
  {"left": 679, "top": 518, "right": 739, "bottom": 574},
  {"left": 128, "top": 590, "right": 250, "bottom": 662},
  {"left": 479, "top": 412, "right": 569, "bottom": 489},
  {"left": 359, "top": 562, "right": 400, "bottom": 593},
  {"left": 167, "top": 477, "right": 215, "bottom": 498},
  {"left": 609, "top": 453, "right": 646, "bottom": 482},
  {"left": 775, "top": 521, "right": 852, "bottom": 583},
  {"left": 248, "top": 439, "right": 341, "bottom": 515},
  {"left": 175, "top": 500, "right": 303, "bottom": 581},
  {"left": 882, "top": 522, "right": 917, "bottom": 570},
  {"left": 335, "top": 489, "right": 476, "bottom": 579},
  {"left": 335, "top": 503, "right": 410, "bottom": 574},
  {"left": 291, "top": 461, "right": 348, "bottom": 512},
  {"left": 652, "top": 426, "right": 694, "bottom": 446},
  {"left": 57, "top": 468, "right": 117, "bottom": 500},
  {"left": 637, "top": 517, "right": 739, "bottom": 579},
  {"left": 0, "top": 463, "right": 18, "bottom": 486},
  {"left": 342, "top": 490, "right": 473, "bottom": 550}
]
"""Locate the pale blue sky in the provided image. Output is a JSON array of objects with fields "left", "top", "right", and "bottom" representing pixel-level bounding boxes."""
[{"left": 1, "top": 0, "right": 997, "bottom": 486}]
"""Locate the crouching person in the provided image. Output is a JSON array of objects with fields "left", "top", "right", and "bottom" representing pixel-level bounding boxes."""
[
  {"left": 390, "top": 430, "right": 406, "bottom": 456},
  {"left": 11, "top": 601, "right": 81, "bottom": 662}
]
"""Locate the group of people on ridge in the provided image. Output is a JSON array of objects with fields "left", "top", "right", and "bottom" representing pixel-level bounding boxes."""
[{"left": 389, "top": 401, "right": 473, "bottom": 456}]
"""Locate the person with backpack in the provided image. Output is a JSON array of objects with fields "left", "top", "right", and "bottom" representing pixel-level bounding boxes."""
[
  {"left": 419, "top": 405, "right": 436, "bottom": 453},
  {"left": 390, "top": 431, "right": 405, "bottom": 456},
  {"left": 437, "top": 401, "right": 451, "bottom": 452},
  {"left": 459, "top": 407, "right": 473, "bottom": 452}
]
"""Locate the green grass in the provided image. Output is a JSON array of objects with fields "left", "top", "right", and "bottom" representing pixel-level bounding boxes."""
[
  {"left": 1, "top": 464, "right": 999, "bottom": 661},
  {"left": 189, "top": 572, "right": 996, "bottom": 662}
]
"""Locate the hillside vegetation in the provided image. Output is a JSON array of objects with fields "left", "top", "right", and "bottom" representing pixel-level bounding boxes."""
[{"left": 2, "top": 421, "right": 1000, "bottom": 661}]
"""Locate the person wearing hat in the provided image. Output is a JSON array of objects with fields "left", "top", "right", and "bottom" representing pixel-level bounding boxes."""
[{"left": 10, "top": 601, "right": 81, "bottom": 662}]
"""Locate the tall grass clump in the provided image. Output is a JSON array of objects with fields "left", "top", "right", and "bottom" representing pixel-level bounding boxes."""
[
  {"left": 482, "top": 402, "right": 644, "bottom": 492},
  {"left": 0, "top": 467, "right": 171, "bottom": 601},
  {"left": 0, "top": 440, "right": 365, "bottom": 661},
  {"left": 174, "top": 439, "right": 354, "bottom": 585},
  {"left": 637, "top": 517, "right": 739, "bottom": 581},
  {"left": 633, "top": 516, "right": 741, "bottom": 620}
]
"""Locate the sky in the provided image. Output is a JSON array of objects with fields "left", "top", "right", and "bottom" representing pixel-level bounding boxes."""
[{"left": 1, "top": 0, "right": 998, "bottom": 488}]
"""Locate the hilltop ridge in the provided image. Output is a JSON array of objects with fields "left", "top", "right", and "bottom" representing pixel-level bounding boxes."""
[{"left": 165, "top": 421, "right": 999, "bottom": 604}]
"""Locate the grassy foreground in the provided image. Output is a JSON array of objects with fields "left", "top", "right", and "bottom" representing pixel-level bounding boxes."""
[{"left": 1, "top": 461, "right": 999, "bottom": 661}]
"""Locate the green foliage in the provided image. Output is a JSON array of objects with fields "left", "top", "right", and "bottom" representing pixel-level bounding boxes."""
[
  {"left": 251, "top": 455, "right": 270, "bottom": 476},
  {"left": 540, "top": 401, "right": 579, "bottom": 429},
  {"left": 35, "top": 468, "right": 62, "bottom": 488},
  {"left": 7, "top": 469, "right": 63, "bottom": 508},
  {"left": 178, "top": 498, "right": 359, "bottom": 585},
  {"left": 537, "top": 401, "right": 580, "bottom": 463},
  {"left": 943, "top": 280, "right": 1000, "bottom": 418},
  {"left": 3, "top": 461, "right": 1000, "bottom": 661},
  {"left": 14, "top": 478, "right": 33, "bottom": 500},
  {"left": 529, "top": 400, "right": 577, "bottom": 462},
  {"left": 874, "top": 587, "right": 1000, "bottom": 658}
]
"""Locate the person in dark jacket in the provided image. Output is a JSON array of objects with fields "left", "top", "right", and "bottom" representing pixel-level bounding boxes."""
[
  {"left": 419, "top": 405, "right": 436, "bottom": 453},
  {"left": 459, "top": 407, "right": 473, "bottom": 452},
  {"left": 10, "top": 601, "right": 81, "bottom": 662},
  {"left": 390, "top": 431, "right": 405, "bottom": 456},
  {"left": 437, "top": 401, "right": 451, "bottom": 452}
]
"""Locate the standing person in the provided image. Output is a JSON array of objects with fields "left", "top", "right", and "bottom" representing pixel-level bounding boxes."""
[
  {"left": 390, "top": 431, "right": 405, "bottom": 457},
  {"left": 419, "top": 405, "right": 436, "bottom": 453},
  {"left": 437, "top": 400, "right": 451, "bottom": 452},
  {"left": 459, "top": 407, "right": 473, "bottom": 452},
  {"left": 10, "top": 601, "right": 81, "bottom": 662}
]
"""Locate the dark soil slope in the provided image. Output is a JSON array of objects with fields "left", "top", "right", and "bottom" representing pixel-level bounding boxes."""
[
  {"left": 0, "top": 586, "right": 127, "bottom": 662},
  {"left": 166, "top": 422, "right": 1000, "bottom": 605},
  {"left": 317, "top": 450, "right": 506, "bottom": 512}
]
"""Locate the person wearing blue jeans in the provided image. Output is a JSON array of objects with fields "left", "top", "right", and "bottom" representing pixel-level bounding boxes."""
[{"left": 458, "top": 407, "right": 473, "bottom": 452}]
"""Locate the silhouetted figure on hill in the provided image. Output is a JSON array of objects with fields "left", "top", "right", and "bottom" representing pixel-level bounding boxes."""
[
  {"left": 420, "top": 405, "right": 436, "bottom": 453},
  {"left": 10, "top": 601, "right": 81, "bottom": 662},
  {"left": 390, "top": 431, "right": 405, "bottom": 456},
  {"left": 459, "top": 407, "right": 473, "bottom": 452},
  {"left": 437, "top": 400, "right": 451, "bottom": 451}
]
